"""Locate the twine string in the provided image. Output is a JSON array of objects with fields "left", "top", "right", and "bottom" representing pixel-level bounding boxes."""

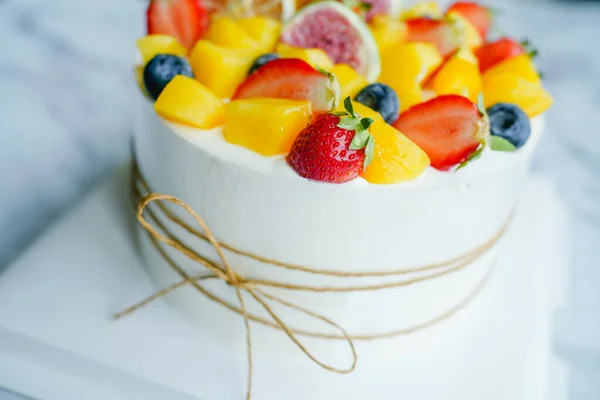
[{"left": 117, "top": 163, "right": 510, "bottom": 399}]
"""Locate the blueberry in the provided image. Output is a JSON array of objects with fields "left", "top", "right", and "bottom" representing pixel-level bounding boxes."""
[
  {"left": 144, "top": 54, "right": 193, "bottom": 100},
  {"left": 248, "top": 53, "right": 280, "bottom": 75},
  {"left": 354, "top": 83, "right": 400, "bottom": 124},
  {"left": 487, "top": 103, "right": 531, "bottom": 148}
]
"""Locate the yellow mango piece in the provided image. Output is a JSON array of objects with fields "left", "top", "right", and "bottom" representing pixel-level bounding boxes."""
[
  {"left": 430, "top": 48, "right": 481, "bottom": 102},
  {"left": 362, "top": 121, "right": 430, "bottom": 184},
  {"left": 400, "top": 2, "right": 442, "bottom": 20},
  {"left": 136, "top": 35, "right": 187, "bottom": 64},
  {"left": 483, "top": 54, "right": 541, "bottom": 85},
  {"left": 369, "top": 15, "right": 407, "bottom": 53},
  {"left": 205, "top": 16, "right": 260, "bottom": 50},
  {"left": 190, "top": 40, "right": 260, "bottom": 99},
  {"left": 483, "top": 73, "right": 553, "bottom": 117},
  {"left": 155, "top": 75, "right": 225, "bottom": 129},
  {"left": 276, "top": 43, "right": 335, "bottom": 70},
  {"left": 238, "top": 16, "right": 281, "bottom": 53},
  {"left": 379, "top": 43, "right": 442, "bottom": 111},
  {"left": 224, "top": 98, "right": 313, "bottom": 156},
  {"left": 446, "top": 10, "right": 482, "bottom": 49},
  {"left": 331, "top": 64, "right": 369, "bottom": 100}
]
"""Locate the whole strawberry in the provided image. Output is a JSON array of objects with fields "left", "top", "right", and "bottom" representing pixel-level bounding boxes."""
[{"left": 287, "top": 98, "right": 375, "bottom": 183}]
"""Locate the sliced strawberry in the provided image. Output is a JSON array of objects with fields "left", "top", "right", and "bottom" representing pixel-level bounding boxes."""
[
  {"left": 393, "top": 95, "right": 487, "bottom": 171},
  {"left": 474, "top": 37, "right": 531, "bottom": 72},
  {"left": 405, "top": 18, "right": 462, "bottom": 58},
  {"left": 287, "top": 114, "right": 365, "bottom": 183},
  {"left": 147, "top": 0, "right": 210, "bottom": 51},
  {"left": 232, "top": 58, "right": 340, "bottom": 114},
  {"left": 447, "top": 1, "right": 491, "bottom": 39}
]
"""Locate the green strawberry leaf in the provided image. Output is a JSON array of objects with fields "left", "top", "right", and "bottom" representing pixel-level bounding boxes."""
[
  {"left": 364, "top": 135, "right": 375, "bottom": 169},
  {"left": 338, "top": 116, "right": 361, "bottom": 131},
  {"left": 360, "top": 117, "right": 374, "bottom": 130},
  {"left": 343, "top": 96, "right": 356, "bottom": 118},
  {"left": 490, "top": 136, "right": 517, "bottom": 152},
  {"left": 456, "top": 142, "right": 485, "bottom": 170},
  {"left": 332, "top": 111, "right": 349, "bottom": 117},
  {"left": 349, "top": 128, "right": 370, "bottom": 150}
]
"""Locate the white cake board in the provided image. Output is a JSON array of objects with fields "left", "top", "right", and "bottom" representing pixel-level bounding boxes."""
[{"left": 0, "top": 165, "right": 568, "bottom": 400}]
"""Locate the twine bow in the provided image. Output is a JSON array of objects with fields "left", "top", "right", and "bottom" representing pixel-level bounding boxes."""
[{"left": 116, "top": 163, "right": 510, "bottom": 399}]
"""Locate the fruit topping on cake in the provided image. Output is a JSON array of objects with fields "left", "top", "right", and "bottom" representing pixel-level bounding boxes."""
[
  {"left": 404, "top": 17, "right": 463, "bottom": 58},
  {"left": 393, "top": 95, "right": 488, "bottom": 171},
  {"left": 425, "top": 46, "right": 481, "bottom": 103},
  {"left": 224, "top": 98, "right": 313, "bottom": 156},
  {"left": 378, "top": 42, "right": 442, "bottom": 112},
  {"left": 136, "top": 0, "right": 554, "bottom": 184},
  {"left": 248, "top": 53, "right": 280, "bottom": 75},
  {"left": 144, "top": 54, "right": 194, "bottom": 100},
  {"left": 475, "top": 37, "right": 536, "bottom": 72},
  {"left": 354, "top": 83, "right": 400, "bottom": 124},
  {"left": 287, "top": 98, "right": 375, "bottom": 183},
  {"left": 331, "top": 63, "right": 369, "bottom": 100},
  {"left": 232, "top": 58, "right": 340, "bottom": 113},
  {"left": 280, "top": 1, "right": 381, "bottom": 82},
  {"left": 276, "top": 43, "right": 335, "bottom": 70},
  {"left": 154, "top": 75, "right": 225, "bottom": 129},
  {"left": 487, "top": 103, "right": 531, "bottom": 151},
  {"left": 361, "top": 117, "right": 430, "bottom": 184},
  {"left": 147, "top": 0, "right": 210, "bottom": 51},
  {"left": 190, "top": 40, "right": 261, "bottom": 99},
  {"left": 482, "top": 53, "right": 552, "bottom": 117},
  {"left": 447, "top": 1, "right": 491, "bottom": 39}
]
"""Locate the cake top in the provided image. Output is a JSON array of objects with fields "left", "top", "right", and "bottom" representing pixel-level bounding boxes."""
[{"left": 136, "top": 0, "right": 553, "bottom": 185}]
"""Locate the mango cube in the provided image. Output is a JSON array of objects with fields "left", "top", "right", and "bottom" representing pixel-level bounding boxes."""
[
  {"left": 205, "top": 16, "right": 260, "bottom": 50},
  {"left": 276, "top": 43, "right": 335, "bottom": 70},
  {"left": 331, "top": 64, "right": 369, "bottom": 101},
  {"left": 190, "top": 40, "right": 260, "bottom": 99},
  {"left": 238, "top": 16, "right": 281, "bottom": 53},
  {"left": 361, "top": 121, "right": 430, "bottom": 184},
  {"left": 136, "top": 34, "right": 187, "bottom": 65},
  {"left": 154, "top": 75, "right": 225, "bottom": 129},
  {"left": 224, "top": 98, "right": 313, "bottom": 156}
]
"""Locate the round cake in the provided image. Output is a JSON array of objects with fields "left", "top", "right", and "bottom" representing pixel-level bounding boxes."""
[{"left": 132, "top": 0, "right": 553, "bottom": 398}]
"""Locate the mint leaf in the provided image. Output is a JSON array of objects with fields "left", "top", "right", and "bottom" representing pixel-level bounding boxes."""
[
  {"left": 344, "top": 97, "right": 355, "bottom": 118},
  {"left": 364, "top": 135, "right": 375, "bottom": 169},
  {"left": 337, "top": 116, "right": 361, "bottom": 131},
  {"left": 360, "top": 117, "right": 374, "bottom": 130},
  {"left": 490, "top": 136, "right": 517, "bottom": 152},
  {"left": 349, "top": 129, "right": 369, "bottom": 150}
]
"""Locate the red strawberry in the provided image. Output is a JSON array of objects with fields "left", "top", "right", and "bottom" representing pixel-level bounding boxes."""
[
  {"left": 232, "top": 58, "right": 340, "bottom": 114},
  {"left": 147, "top": 0, "right": 210, "bottom": 51},
  {"left": 287, "top": 115, "right": 364, "bottom": 183},
  {"left": 475, "top": 37, "right": 533, "bottom": 72},
  {"left": 447, "top": 1, "right": 491, "bottom": 39},
  {"left": 393, "top": 95, "right": 487, "bottom": 171},
  {"left": 405, "top": 18, "right": 463, "bottom": 58},
  {"left": 287, "top": 99, "right": 376, "bottom": 183}
]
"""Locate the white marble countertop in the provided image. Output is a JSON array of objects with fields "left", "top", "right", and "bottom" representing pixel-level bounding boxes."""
[{"left": 1, "top": 0, "right": 599, "bottom": 398}]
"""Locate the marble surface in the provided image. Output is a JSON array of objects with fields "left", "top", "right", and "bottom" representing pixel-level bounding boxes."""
[{"left": 0, "top": 0, "right": 599, "bottom": 398}]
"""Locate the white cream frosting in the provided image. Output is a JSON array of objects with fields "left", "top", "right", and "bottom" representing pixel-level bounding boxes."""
[{"left": 133, "top": 89, "right": 545, "bottom": 376}]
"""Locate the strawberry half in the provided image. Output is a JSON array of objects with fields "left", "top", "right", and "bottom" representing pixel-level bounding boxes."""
[
  {"left": 405, "top": 18, "right": 463, "bottom": 58},
  {"left": 287, "top": 98, "right": 375, "bottom": 183},
  {"left": 393, "top": 95, "right": 487, "bottom": 171},
  {"left": 147, "top": 0, "right": 210, "bottom": 51},
  {"left": 232, "top": 58, "right": 340, "bottom": 114},
  {"left": 447, "top": 1, "right": 491, "bottom": 39},
  {"left": 475, "top": 37, "right": 535, "bottom": 72}
]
